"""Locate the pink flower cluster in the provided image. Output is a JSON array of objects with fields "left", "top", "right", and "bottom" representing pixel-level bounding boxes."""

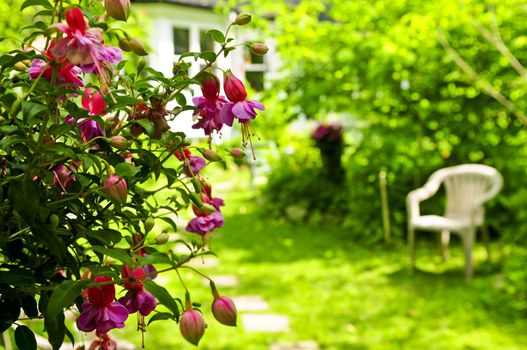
[
  {"left": 192, "top": 71, "right": 264, "bottom": 140},
  {"left": 311, "top": 123, "right": 343, "bottom": 143},
  {"left": 29, "top": 7, "right": 121, "bottom": 87}
]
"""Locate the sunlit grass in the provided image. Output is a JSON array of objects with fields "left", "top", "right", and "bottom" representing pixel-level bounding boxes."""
[{"left": 112, "top": 166, "right": 527, "bottom": 349}]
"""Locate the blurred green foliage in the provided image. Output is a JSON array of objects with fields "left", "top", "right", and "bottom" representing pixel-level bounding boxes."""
[{"left": 229, "top": 0, "right": 527, "bottom": 307}]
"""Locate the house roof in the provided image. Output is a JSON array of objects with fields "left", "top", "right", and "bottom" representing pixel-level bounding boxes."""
[{"left": 131, "top": 0, "right": 217, "bottom": 9}]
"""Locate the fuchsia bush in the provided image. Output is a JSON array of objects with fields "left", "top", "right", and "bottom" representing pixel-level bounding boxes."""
[{"left": 0, "top": 0, "right": 266, "bottom": 348}]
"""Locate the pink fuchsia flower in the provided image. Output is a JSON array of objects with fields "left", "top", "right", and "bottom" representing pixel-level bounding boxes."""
[
  {"left": 53, "top": 163, "right": 77, "bottom": 191},
  {"left": 88, "top": 333, "right": 116, "bottom": 350},
  {"left": 102, "top": 175, "right": 127, "bottom": 204},
  {"left": 311, "top": 124, "right": 343, "bottom": 143},
  {"left": 64, "top": 114, "right": 106, "bottom": 144},
  {"left": 186, "top": 210, "right": 224, "bottom": 236},
  {"left": 104, "top": 0, "right": 131, "bottom": 21},
  {"left": 82, "top": 88, "right": 106, "bottom": 115},
  {"left": 180, "top": 310, "right": 206, "bottom": 346},
  {"left": 118, "top": 266, "right": 157, "bottom": 316},
  {"left": 183, "top": 155, "right": 206, "bottom": 177},
  {"left": 192, "top": 183, "right": 224, "bottom": 216},
  {"left": 192, "top": 74, "right": 227, "bottom": 135},
  {"left": 220, "top": 71, "right": 264, "bottom": 142},
  {"left": 80, "top": 46, "right": 122, "bottom": 74},
  {"left": 119, "top": 289, "right": 157, "bottom": 316},
  {"left": 28, "top": 47, "right": 84, "bottom": 88},
  {"left": 52, "top": 7, "right": 122, "bottom": 78},
  {"left": 77, "top": 276, "right": 129, "bottom": 335}
]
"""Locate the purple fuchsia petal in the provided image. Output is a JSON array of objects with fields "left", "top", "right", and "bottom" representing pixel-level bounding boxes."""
[{"left": 220, "top": 102, "right": 235, "bottom": 126}]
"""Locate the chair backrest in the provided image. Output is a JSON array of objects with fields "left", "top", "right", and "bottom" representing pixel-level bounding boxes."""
[{"left": 428, "top": 164, "right": 503, "bottom": 221}]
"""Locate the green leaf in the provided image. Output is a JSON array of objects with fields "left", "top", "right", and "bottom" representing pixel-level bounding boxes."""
[
  {"left": 84, "top": 229, "right": 122, "bottom": 245},
  {"left": 46, "top": 280, "right": 85, "bottom": 320},
  {"left": 115, "top": 161, "right": 141, "bottom": 178},
  {"left": 45, "top": 280, "right": 85, "bottom": 350},
  {"left": 200, "top": 51, "right": 217, "bottom": 63},
  {"left": 8, "top": 178, "right": 39, "bottom": 225},
  {"left": 143, "top": 280, "right": 179, "bottom": 319},
  {"left": 134, "top": 118, "right": 154, "bottom": 136},
  {"left": 22, "top": 101, "right": 47, "bottom": 126},
  {"left": 92, "top": 246, "right": 133, "bottom": 266},
  {"left": 138, "top": 252, "right": 173, "bottom": 266},
  {"left": 147, "top": 312, "right": 174, "bottom": 325},
  {"left": 207, "top": 29, "right": 225, "bottom": 44},
  {"left": 31, "top": 226, "right": 66, "bottom": 260},
  {"left": 21, "top": 295, "right": 39, "bottom": 318},
  {"left": 0, "top": 269, "right": 34, "bottom": 286},
  {"left": 174, "top": 92, "right": 186, "bottom": 106},
  {"left": 15, "top": 325, "right": 37, "bottom": 350},
  {"left": 21, "top": 0, "right": 53, "bottom": 11}
]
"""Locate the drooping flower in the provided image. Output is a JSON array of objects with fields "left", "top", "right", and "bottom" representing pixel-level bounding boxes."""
[
  {"left": 119, "top": 289, "right": 157, "bottom": 316},
  {"left": 185, "top": 210, "right": 224, "bottom": 236},
  {"left": 179, "top": 310, "right": 206, "bottom": 346},
  {"left": 183, "top": 156, "right": 206, "bottom": 177},
  {"left": 82, "top": 88, "right": 106, "bottom": 116},
  {"left": 52, "top": 7, "right": 122, "bottom": 79},
  {"left": 118, "top": 265, "right": 157, "bottom": 316},
  {"left": 102, "top": 175, "right": 127, "bottom": 204},
  {"left": 192, "top": 74, "right": 227, "bottom": 135},
  {"left": 192, "top": 183, "right": 224, "bottom": 216},
  {"left": 28, "top": 47, "right": 84, "bottom": 88},
  {"left": 77, "top": 276, "right": 129, "bottom": 335},
  {"left": 220, "top": 71, "right": 264, "bottom": 143},
  {"left": 129, "top": 100, "right": 169, "bottom": 139},
  {"left": 211, "top": 296, "right": 237, "bottom": 327},
  {"left": 65, "top": 114, "right": 106, "bottom": 144}
]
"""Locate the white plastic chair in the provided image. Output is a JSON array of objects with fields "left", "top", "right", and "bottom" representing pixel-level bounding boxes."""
[{"left": 407, "top": 164, "right": 503, "bottom": 280}]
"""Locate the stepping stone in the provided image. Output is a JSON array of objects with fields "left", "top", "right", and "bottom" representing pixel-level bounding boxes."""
[
  {"left": 233, "top": 295, "right": 269, "bottom": 311},
  {"left": 270, "top": 341, "right": 320, "bottom": 350},
  {"left": 204, "top": 275, "right": 239, "bottom": 288},
  {"left": 242, "top": 313, "right": 290, "bottom": 332}
]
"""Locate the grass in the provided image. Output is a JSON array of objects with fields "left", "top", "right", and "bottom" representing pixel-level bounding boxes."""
[{"left": 111, "top": 166, "right": 527, "bottom": 350}]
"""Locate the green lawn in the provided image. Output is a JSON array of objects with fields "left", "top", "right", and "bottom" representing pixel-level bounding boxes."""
[{"left": 113, "top": 166, "right": 527, "bottom": 350}]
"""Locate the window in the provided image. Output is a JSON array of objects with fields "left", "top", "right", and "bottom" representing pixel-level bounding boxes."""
[{"left": 173, "top": 27, "right": 189, "bottom": 54}]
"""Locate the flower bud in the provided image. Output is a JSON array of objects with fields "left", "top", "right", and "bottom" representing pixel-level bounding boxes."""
[
  {"left": 201, "top": 149, "right": 222, "bottom": 162},
  {"left": 230, "top": 147, "right": 246, "bottom": 160},
  {"left": 49, "top": 214, "right": 59, "bottom": 228},
  {"left": 179, "top": 310, "right": 206, "bottom": 346},
  {"left": 200, "top": 73, "right": 220, "bottom": 100},
  {"left": 144, "top": 217, "right": 155, "bottom": 233},
  {"left": 108, "top": 135, "right": 128, "bottom": 150},
  {"left": 102, "top": 175, "right": 128, "bottom": 204},
  {"left": 14, "top": 61, "right": 28, "bottom": 71},
  {"left": 212, "top": 296, "right": 237, "bottom": 327},
  {"left": 223, "top": 71, "right": 247, "bottom": 102},
  {"left": 137, "top": 58, "right": 146, "bottom": 75},
  {"left": 249, "top": 43, "right": 269, "bottom": 56},
  {"left": 155, "top": 233, "right": 169, "bottom": 244},
  {"left": 129, "top": 39, "right": 148, "bottom": 56},
  {"left": 118, "top": 37, "right": 131, "bottom": 52},
  {"left": 234, "top": 13, "right": 252, "bottom": 26},
  {"left": 104, "top": 0, "right": 131, "bottom": 21}
]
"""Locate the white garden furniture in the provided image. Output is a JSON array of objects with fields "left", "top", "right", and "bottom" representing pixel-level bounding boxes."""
[{"left": 406, "top": 164, "right": 503, "bottom": 280}]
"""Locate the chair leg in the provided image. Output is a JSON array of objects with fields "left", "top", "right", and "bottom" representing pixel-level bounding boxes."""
[
  {"left": 480, "top": 224, "right": 492, "bottom": 262},
  {"left": 461, "top": 228, "right": 476, "bottom": 281},
  {"left": 440, "top": 229, "right": 450, "bottom": 262},
  {"left": 408, "top": 226, "right": 415, "bottom": 271}
]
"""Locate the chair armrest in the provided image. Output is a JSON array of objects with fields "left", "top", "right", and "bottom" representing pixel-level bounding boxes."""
[{"left": 406, "top": 179, "right": 442, "bottom": 221}]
